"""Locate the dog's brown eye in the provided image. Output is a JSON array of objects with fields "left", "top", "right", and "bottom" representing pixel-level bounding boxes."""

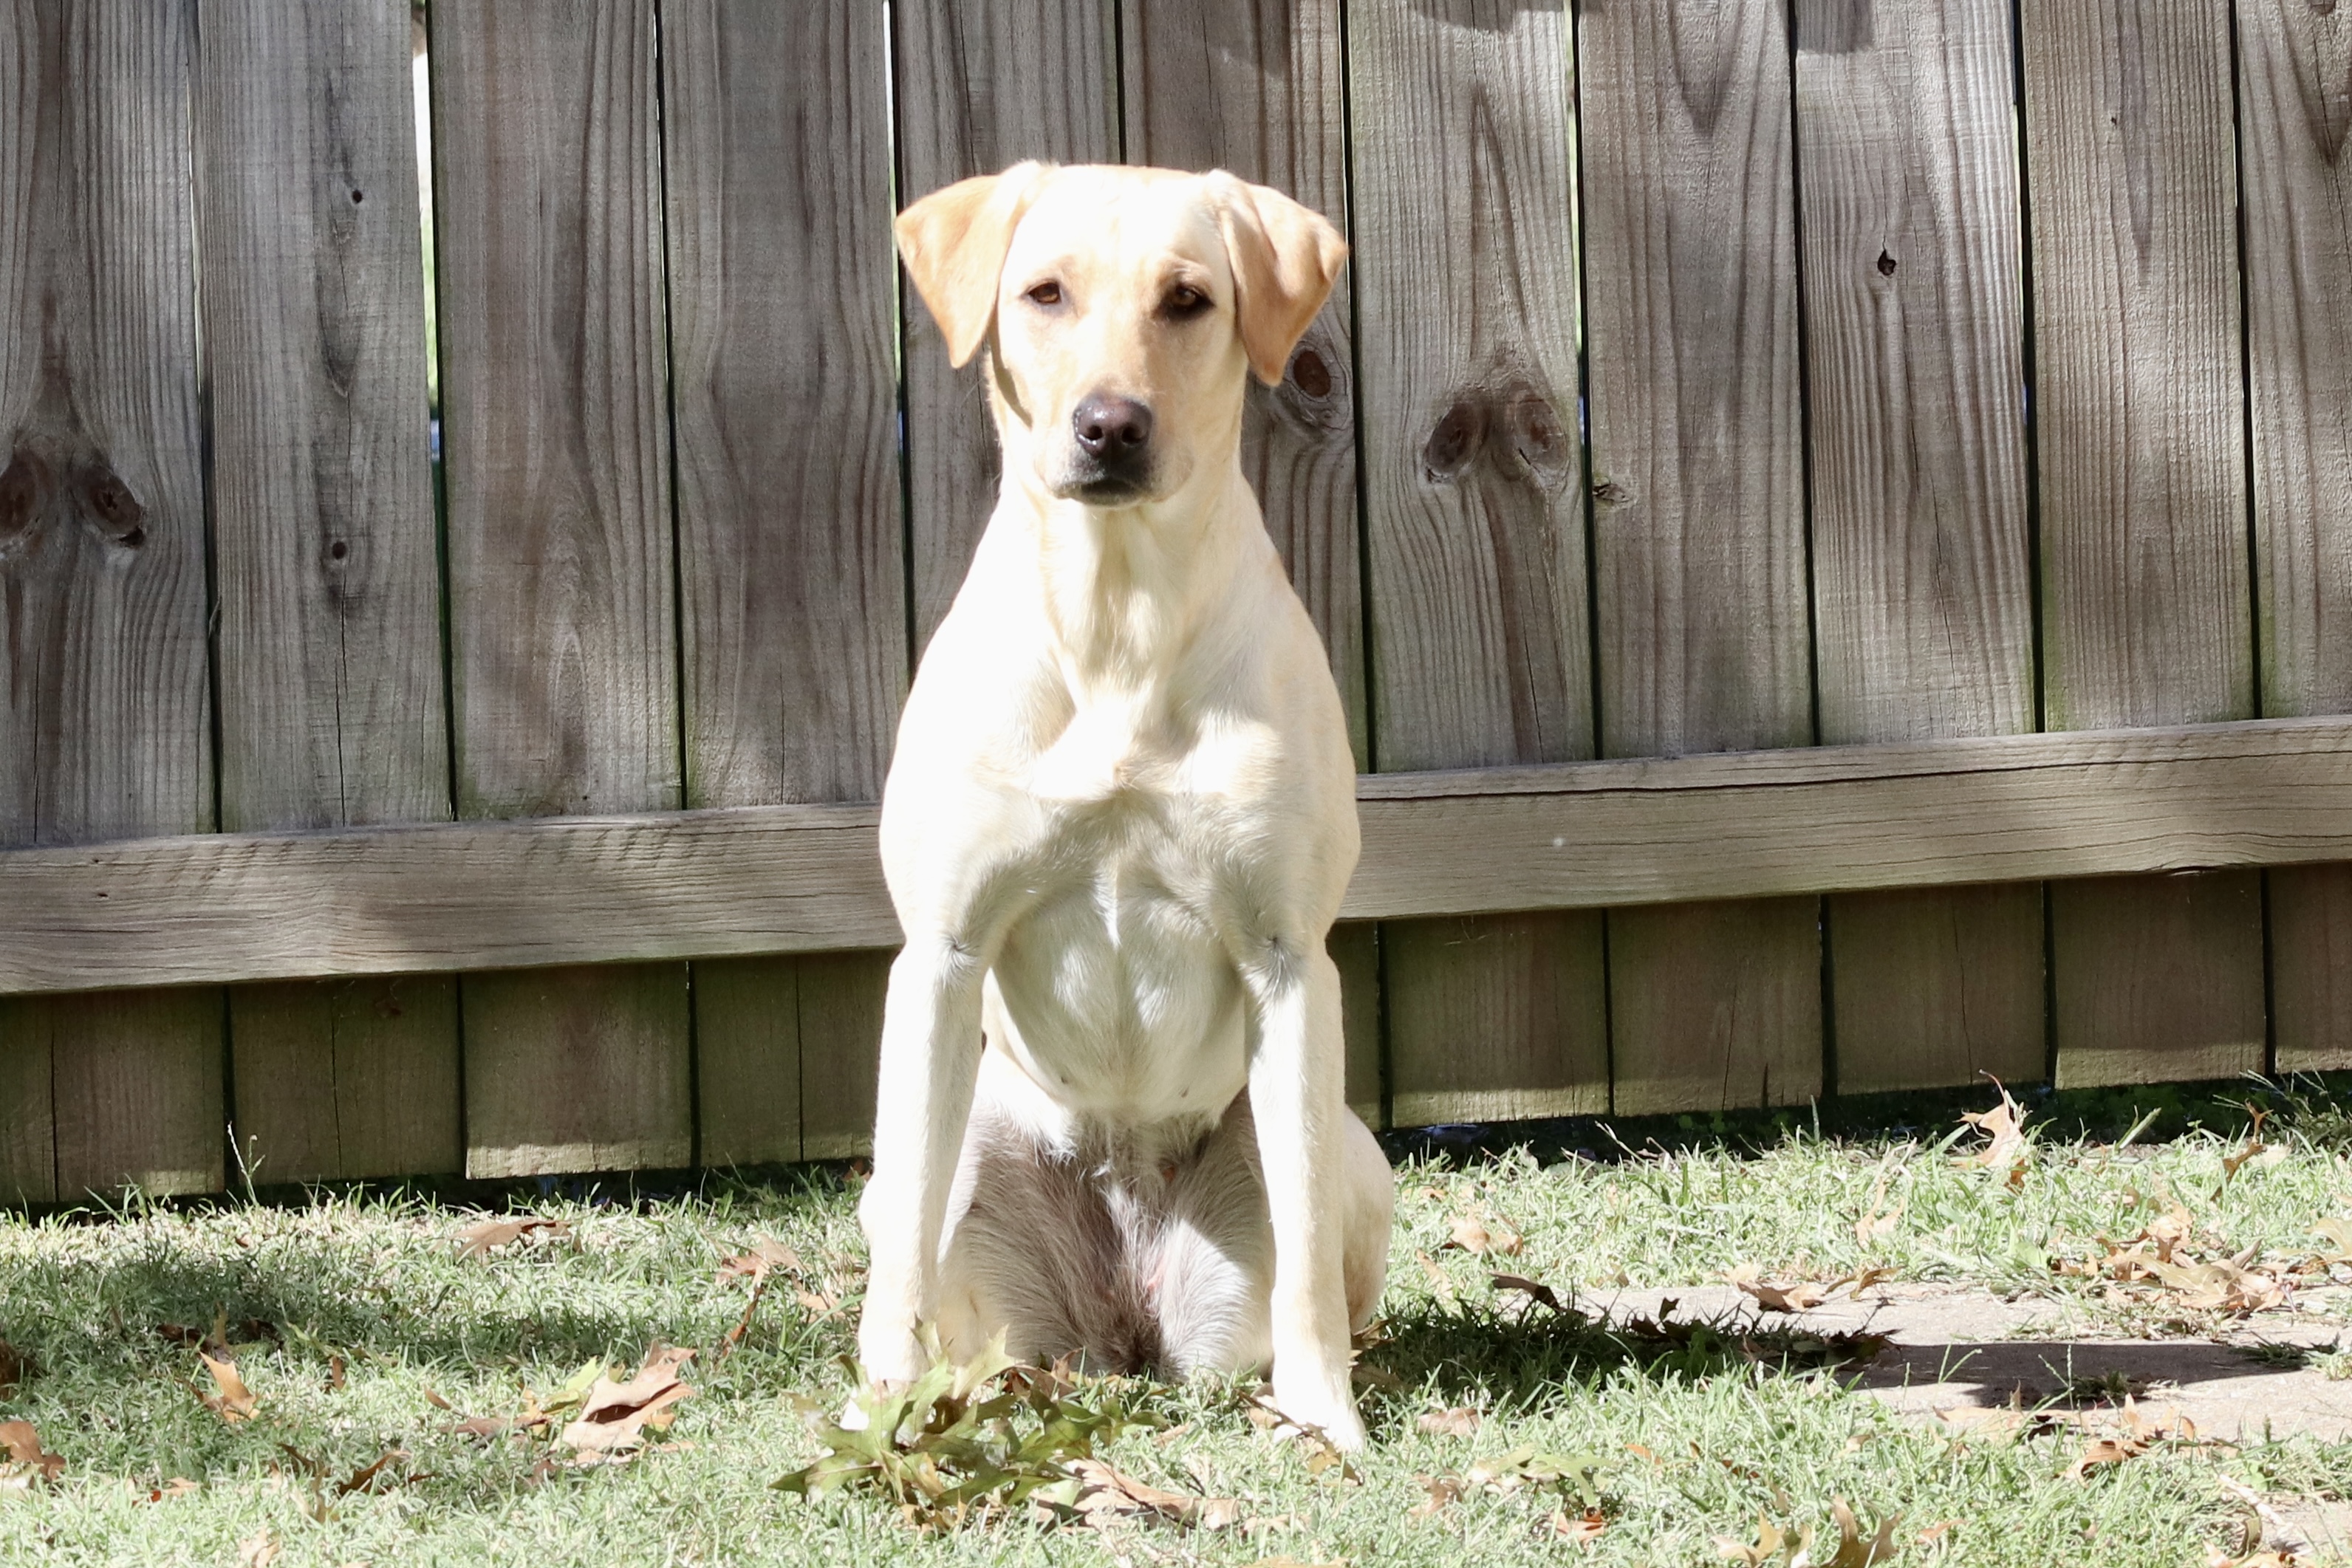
[
  {"left": 1165, "top": 284, "right": 1209, "bottom": 316},
  {"left": 1025, "top": 281, "right": 1062, "bottom": 306}
]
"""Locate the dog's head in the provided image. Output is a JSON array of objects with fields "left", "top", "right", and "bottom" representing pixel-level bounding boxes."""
[{"left": 896, "top": 163, "right": 1347, "bottom": 508}]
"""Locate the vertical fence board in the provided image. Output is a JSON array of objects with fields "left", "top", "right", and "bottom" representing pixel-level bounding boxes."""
[
  {"left": 1121, "top": 0, "right": 1380, "bottom": 1120},
  {"left": 2022, "top": 0, "right": 2263, "bottom": 1087},
  {"left": 897, "top": 0, "right": 1118, "bottom": 651},
  {"left": 2242, "top": 0, "right": 2352, "bottom": 1072},
  {"left": 1582, "top": 0, "right": 1819, "bottom": 1114},
  {"left": 0, "top": 0, "right": 219, "bottom": 1201},
  {"left": 1350, "top": 0, "right": 1606, "bottom": 1124},
  {"left": 664, "top": 0, "right": 905, "bottom": 1167},
  {"left": 1794, "top": 0, "right": 2044, "bottom": 1092},
  {"left": 431, "top": 0, "right": 689, "bottom": 1174},
  {"left": 198, "top": 0, "right": 459, "bottom": 1180}
]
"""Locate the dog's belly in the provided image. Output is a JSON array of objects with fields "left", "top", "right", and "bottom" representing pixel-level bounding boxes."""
[{"left": 985, "top": 870, "right": 1248, "bottom": 1126}]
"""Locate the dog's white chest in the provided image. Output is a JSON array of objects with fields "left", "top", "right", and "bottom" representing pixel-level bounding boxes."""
[{"left": 983, "top": 730, "right": 1275, "bottom": 1124}]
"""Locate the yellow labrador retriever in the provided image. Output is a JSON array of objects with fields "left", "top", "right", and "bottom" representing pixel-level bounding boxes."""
[{"left": 856, "top": 162, "right": 1391, "bottom": 1448}]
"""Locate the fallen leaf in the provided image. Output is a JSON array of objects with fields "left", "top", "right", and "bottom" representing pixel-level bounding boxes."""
[
  {"left": 198, "top": 1352, "right": 258, "bottom": 1423},
  {"left": 1409, "top": 1474, "right": 1466, "bottom": 1518},
  {"left": 1855, "top": 1162, "right": 1907, "bottom": 1246},
  {"left": 2065, "top": 1437, "right": 2143, "bottom": 1479},
  {"left": 454, "top": 1216, "right": 569, "bottom": 1257},
  {"left": 1413, "top": 1250, "right": 1458, "bottom": 1307},
  {"left": 1064, "top": 1455, "right": 1241, "bottom": 1528},
  {"left": 1551, "top": 1507, "right": 1607, "bottom": 1543},
  {"left": 1954, "top": 1078, "right": 2031, "bottom": 1187},
  {"left": 2221, "top": 1107, "right": 2273, "bottom": 1181},
  {"left": 142, "top": 1476, "right": 199, "bottom": 1502},
  {"left": 718, "top": 1239, "right": 802, "bottom": 1281},
  {"left": 1729, "top": 1263, "right": 1830, "bottom": 1313},
  {"left": 0, "top": 1420, "right": 64, "bottom": 1481},
  {"left": 238, "top": 1532, "right": 280, "bottom": 1567},
  {"left": 327, "top": 1355, "right": 346, "bottom": 1392},
  {"left": 1418, "top": 1406, "right": 1480, "bottom": 1438},
  {"left": 1446, "top": 1212, "right": 1523, "bottom": 1257},
  {"left": 1491, "top": 1273, "right": 1564, "bottom": 1312},
  {"left": 558, "top": 1346, "right": 696, "bottom": 1458}
]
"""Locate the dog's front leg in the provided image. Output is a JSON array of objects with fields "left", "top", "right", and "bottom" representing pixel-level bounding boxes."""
[
  {"left": 1245, "top": 938, "right": 1366, "bottom": 1450},
  {"left": 855, "top": 934, "right": 985, "bottom": 1386}
]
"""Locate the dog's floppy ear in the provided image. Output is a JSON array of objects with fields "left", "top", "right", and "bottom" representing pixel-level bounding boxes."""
[
  {"left": 1210, "top": 174, "right": 1348, "bottom": 386},
  {"left": 895, "top": 162, "right": 1050, "bottom": 369}
]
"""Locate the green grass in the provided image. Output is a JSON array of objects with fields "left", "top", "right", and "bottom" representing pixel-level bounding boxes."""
[{"left": 2, "top": 1079, "right": 2348, "bottom": 1564}]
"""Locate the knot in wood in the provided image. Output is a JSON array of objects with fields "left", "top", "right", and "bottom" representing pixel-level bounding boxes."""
[
  {"left": 0, "top": 449, "right": 52, "bottom": 548},
  {"left": 1422, "top": 398, "right": 1486, "bottom": 482},
  {"left": 75, "top": 462, "right": 146, "bottom": 546},
  {"left": 1290, "top": 348, "right": 1333, "bottom": 399}
]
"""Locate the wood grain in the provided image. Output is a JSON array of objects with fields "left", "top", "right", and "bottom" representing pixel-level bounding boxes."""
[
  {"left": 196, "top": 0, "right": 457, "bottom": 1182},
  {"left": 1580, "top": 0, "right": 1819, "bottom": 1110},
  {"left": 0, "top": 0, "right": 219, "bottom": 1199},
  {"left": 228, "top": 977, "right": 460, "bottom": 1181},
  {"left": 2240, "top": 0, "right": 2352, "bottom": 1072},
  {"left": 895, "top": 0, "right": 1118, "bottom": 649},
  {"left": 1348, "top": 0, "right": 1605, "bottom": 1129},
  {"left": 429, "top": 0, "right": 688, "bottom": 1176},
  {"left": 663, "top": 0, "right": 904, "bottom": 1169},
  {"left": 18, "top": 719, "right": 2352, "bottom": 996},
  {"left": 2020, "top": 0, "right": 2262, "bottom": 1086},
  {"left": 1121, "top": 0, "right": 1364, "bottom": 764},
  {"left": 1794, "top": 0, "right": 2043, "bottom": 1092}
]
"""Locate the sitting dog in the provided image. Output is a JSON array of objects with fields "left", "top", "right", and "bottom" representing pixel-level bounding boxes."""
[{"left": 856, "top": 162, "right": 1392, "bottom": 1450}]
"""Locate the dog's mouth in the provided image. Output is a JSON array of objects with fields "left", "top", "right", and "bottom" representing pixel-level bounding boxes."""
[{"left": 1064, "top": 474, "right": 1152, "bottom": 506}]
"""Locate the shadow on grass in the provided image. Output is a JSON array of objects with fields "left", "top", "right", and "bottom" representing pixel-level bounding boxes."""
[
  {"left": 1360, "top": 1292, "right": 1885, "bottom": 1423},
  {"left": 1379, "top": 1071, "right": 2352, "bottom": 1171}
]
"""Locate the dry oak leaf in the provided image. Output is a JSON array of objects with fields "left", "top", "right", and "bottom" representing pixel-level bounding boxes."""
[
  {"left": 1446, "top": 1212, "right": 1524, "bottom": 1257},
  {"left": 718, "top": 1239, "right": 802, "bottom": 1281},
  {"left": 1551, "top": 1507, "right": 1607, "bottom": 1543},
  {"left": 455, "top": 1216, "right": 570, "bottom": 1257},
  {"left": 1417, "top": 1406, "right": 1481, "bottom": 1439},
  {"left": 558, "top": 1346, "right": 696, "bottom": 1458},
  {"left": 1064, "top": 1456, "right": 1242, "bottom": 1529},
  {"left": 1409, "top": 1474, "right": 1467, "bottom": 1519},
  {"left": 0, "top": 1420, "right": 64, "bottom": 1482},
  {"left": 1491, "top": 1273, "right": 1565, "bottom": 1312},
  {"left": 1953, "top": 1080, "right": 2031, "bottom": 1188},
  {"left": 198, "top": 1352, "right": 259, "bottom": 1423},
  {"left": 238, "top": 1533, "right": 281, "bottom": 1567},
  {"left": 1729, "top": 1264, "right": 1833, "bottom": 1314}
]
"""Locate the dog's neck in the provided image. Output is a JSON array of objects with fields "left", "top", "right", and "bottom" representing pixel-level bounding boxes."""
[{"left": 999, "top": 456, "right": 1257, "bottom": 711}]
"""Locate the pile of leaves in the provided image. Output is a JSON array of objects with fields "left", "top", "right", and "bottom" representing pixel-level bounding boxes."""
[
  {"left": 775, "top": 1335, "right": 1175, "bottom": 1530},
  {"left": 2051, "top": 1199, "right": 2294, "bottom": 1318},
  {"left": 1717, "top": 1496, "right": 1901, "bottom": 1567}
]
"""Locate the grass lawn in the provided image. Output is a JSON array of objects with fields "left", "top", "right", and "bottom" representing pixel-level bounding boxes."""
[{"left": 4, "top": 1078, "right": 2351, "bottom": 1565}]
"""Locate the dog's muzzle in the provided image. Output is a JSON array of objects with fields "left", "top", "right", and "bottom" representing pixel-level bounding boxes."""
[{"left": 1067, "top": 394, "right": 1155, "bottom": 503}]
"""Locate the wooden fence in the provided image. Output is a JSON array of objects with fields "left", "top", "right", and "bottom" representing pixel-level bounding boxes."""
[{"left": 3, "top": 0, "right": 2350, "bottom": 1201}]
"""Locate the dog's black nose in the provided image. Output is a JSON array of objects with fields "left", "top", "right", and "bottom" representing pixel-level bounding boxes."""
[{"left": 1073, "top": 395, "right": 1154, "bottom": 460}]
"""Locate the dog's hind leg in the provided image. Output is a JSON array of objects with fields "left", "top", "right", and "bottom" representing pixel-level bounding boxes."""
[{"left": 1151, "top": 1093, "right": 1391, "bottom": 1377}]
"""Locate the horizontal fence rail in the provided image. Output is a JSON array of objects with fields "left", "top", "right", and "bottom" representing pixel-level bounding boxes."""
[{"left": 11, "top": 715, "right": 2352, "bottom": 995}]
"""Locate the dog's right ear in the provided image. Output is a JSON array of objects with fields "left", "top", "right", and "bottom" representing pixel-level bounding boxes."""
[{"left": 895, "top": 162, "right": 1050, "bottom": 369}]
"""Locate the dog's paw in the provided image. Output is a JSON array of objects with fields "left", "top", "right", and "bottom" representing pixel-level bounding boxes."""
[{"left": 1268, "top": 1373, "right": 1367, "bottom": 1453}]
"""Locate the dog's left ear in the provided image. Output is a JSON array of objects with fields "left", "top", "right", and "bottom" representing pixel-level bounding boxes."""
[{"left": 1209, "top": 174, "right": 1348, "bottom": 386}]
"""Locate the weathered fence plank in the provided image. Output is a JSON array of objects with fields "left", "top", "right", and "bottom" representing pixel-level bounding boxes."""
[
  {"left": 1118, "top": 0, "right": 1380, "bottom": 1121},
  {"left": 0, "top": 0, "right": 219, "bottom": 1201},
  {"left": 430, "top": 0, "right": 690, "bottom": 1174},
  {"left": 21, "top": 717, "right": 2352, "bottom": 996},
  {"left": 1581, "top": 0, "right": 1819, "bottom": 1114},
  {"left": 2241, "top": 0, "right": 2352, "bottom": 1073},
  {"left": 1794, "top": 0, "right": 2044, "bottom": 1093},
  {"left": 1350, "top": 0, "right": 1606, "bottom": 1124},
  {"left": 664, "top": 0, "right": 904, "bottom": 1168},
  {"left": 2021, "top": 0, "right": 2262, "bottom": 1087},
  {"left": 198, "top": 0, "right": 458, "bottom": 1181}
]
